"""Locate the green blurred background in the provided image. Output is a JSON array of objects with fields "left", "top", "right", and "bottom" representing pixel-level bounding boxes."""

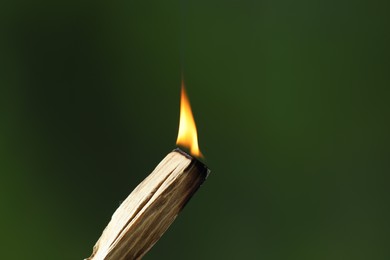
[{"left": 1, "top": 0, "right": 389, "bottom": 259}]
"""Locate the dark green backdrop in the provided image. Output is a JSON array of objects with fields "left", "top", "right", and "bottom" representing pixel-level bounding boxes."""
[{"left": 1, "top": 0, "right": 389, "bottom": 259}]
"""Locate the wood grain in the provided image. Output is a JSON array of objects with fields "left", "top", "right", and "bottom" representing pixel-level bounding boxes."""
[{"left": 86, "top": 149, "right": 209, "bottom": 260}]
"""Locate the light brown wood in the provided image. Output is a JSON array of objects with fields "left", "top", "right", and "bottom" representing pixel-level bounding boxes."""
[{"left": 86, "top": 149, "right": 209, "bottom": 260}]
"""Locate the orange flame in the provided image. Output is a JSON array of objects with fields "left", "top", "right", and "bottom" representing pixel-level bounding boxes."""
[{"left": 176, "top": 80, "right": 202, "bottom": 158}]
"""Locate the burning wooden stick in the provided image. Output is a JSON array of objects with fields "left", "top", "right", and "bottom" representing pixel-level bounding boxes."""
[
  {"left": 86, "top": 81, "right": 210, "bottom": 260},
  {"left": 86, "top": 149, "right": 209, "bottom": 260}
]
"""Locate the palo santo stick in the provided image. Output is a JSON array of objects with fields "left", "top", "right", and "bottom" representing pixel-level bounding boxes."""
[{"left": 86, "top": 148, "right": 210, "bottom": 260}]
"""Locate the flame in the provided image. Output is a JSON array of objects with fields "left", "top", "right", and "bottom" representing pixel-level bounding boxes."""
[{"left": 176, "top": 80, "right": 202, "bottom": 158}]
